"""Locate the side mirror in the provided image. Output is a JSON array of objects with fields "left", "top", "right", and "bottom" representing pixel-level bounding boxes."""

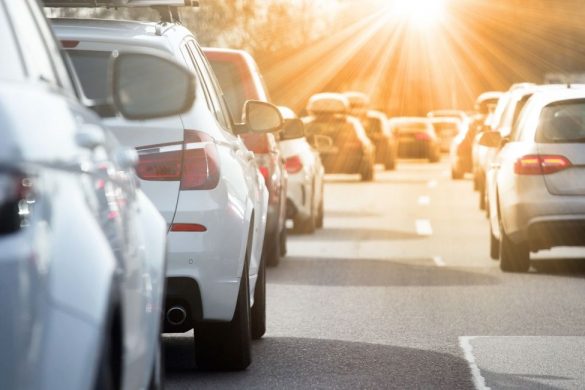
[
  {"left": 479, "top": 131, "right": 502, "bottom": 148},
  {"left": 237, "top": 100, "right": 283, "bottom": 134},
  {"left": 281, "top": 118, "right": 305, "bottom": 140},
  {"left": 111, "top": 51, "right": 196, "bottom": 120}
]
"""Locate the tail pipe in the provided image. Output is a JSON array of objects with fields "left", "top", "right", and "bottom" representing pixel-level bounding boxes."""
[{"left": 166, "top": 306, "right": 187, "bottom": 326}]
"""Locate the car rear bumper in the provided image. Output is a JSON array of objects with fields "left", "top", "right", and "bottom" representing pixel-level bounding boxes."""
[
  {"left": 321, "top": 152, "right": 363, "bottom": 173},
  {"left": 398, "top": 141, "right": 431, "bottom": 158},
  {"left": 286, "top": 172, "right": 313, "bottom": 220}
]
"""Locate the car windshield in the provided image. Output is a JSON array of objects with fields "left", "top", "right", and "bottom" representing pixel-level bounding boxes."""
[
  {"left": 67, "top": 50, "right": 110, "bottom": 100},
  {"left": 537, "top": 99, "right": 585, "bottom": 143}
]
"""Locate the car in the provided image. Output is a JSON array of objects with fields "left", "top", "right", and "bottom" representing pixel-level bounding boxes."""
[
  {"left": 449, "top": 114, "right": 481, "bottom": 179},
  {"left": 203, "top": 47, "right": 288, "bottom": 267},
  {"left": 427, "top": 109, "right": 469, "bottom": 126},
  {"left": 430, "top": 117, "right": 465, "bottom": 153},
  {"left": 481, "top": 88, "right": 585, "bottom": 272},
  {"left": 389, "top": 117, "right": 441, "bottom": 162},
  {"left": 53, "top": 9, "right": 283, "bottom": 370},
  {"left": 0, "top": 0, "right": 198, "bottom": 388},
  {"left": 366, "top": 110, "right": 398, "bottom": 170},
  {"left": 303, "top": 93, "right": 376, "bottom": 181},
  {"left": 277, "top": 106, "right": 326, "bottom": 234}
]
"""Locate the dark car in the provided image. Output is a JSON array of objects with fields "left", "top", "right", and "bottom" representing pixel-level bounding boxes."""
[
  {"left": 390, "top": 117, "right": 441, "bottom": 162},
  {"left": 204, "top": 47, "right": 288, "bottom": 266},
  {"left": 365, "top": 110, "right": 398, "bottom": 170},
  {"left": 450, "top": 115, "right": 480, "bottom": 179},
  {"left": 303, "top": 93, "right": 376, "bottom": 181}
]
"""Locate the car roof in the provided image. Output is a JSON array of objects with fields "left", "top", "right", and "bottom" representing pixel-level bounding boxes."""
[
  {"left": 51, "top": 18, "right": 190, "bottom": 48},
  {"left": 523, "top": 88, "right": 585, "bottom": 110}
]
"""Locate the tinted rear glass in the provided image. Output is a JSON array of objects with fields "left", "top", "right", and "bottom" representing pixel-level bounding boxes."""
[
  {"left": 432, "top": 122, "right": 459, "bottom": 136},
  {"left": 208, "top": 60, "right": 246, "bottom": 121},
  {"left": 537, "top": 99, "right": 585, "bottom": 143},
  {"left": 68, "top": 50, "right": 110, "bottom": 100},
  {"left": 366, "top": 117, "right": 382, "bottom": 135},
  {"left": 392, "top": 122, "right": 429, "bottom": 134},
  {"left": 306, "top": 118, "right": 358, "bottom": 145}
]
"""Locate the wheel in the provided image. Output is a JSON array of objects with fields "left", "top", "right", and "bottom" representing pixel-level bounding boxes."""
[
  {"left": 489, "top": 229, "right": 500, "bottom": 260},
  {"left": 264, "top": 233, "right": 280, "bottom": 267},
  {"left": 360, "top": 162, "right": 374, "bottom": 182},
  {"left": 279, "top": 225, "right": 287, "bottom": 257},
  {"left": 499, "top": 225, "right": 530, "bottom": 272},
  {"left": 194, "top": 261, "right": 252, "bottom": 370},
  {"left": 479, "top": 182, "right": 486, "bottom": 210},
  {"left": 316, "top": 198, "right": 324, "bottom": 228},
  {"left": 451, "top": 166, "right": 463, "bottom": 180},
  {"left": 384, "top": 154, "right": 396, "bottom": 170},
  {"left": 294, "top": 213, "right": 316, "bottom": 234},
  {"left": 251, "top": 255, "right": 266, "bottom": 340},
  {"left": 148, "top": 335, "right": 164, "bottom": 390}
]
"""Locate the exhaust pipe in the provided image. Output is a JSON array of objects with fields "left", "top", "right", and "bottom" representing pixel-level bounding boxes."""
[{"left": 166, "top": 306, "right": 187, "bottom": 326}]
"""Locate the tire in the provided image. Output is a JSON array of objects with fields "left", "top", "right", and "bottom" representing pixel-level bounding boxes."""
[
  {"left": 194, "top": 261, "right": 252, "bottom": 370},
  {"left": 265, "top": 233, "right": 280, "bottom": 267},
  {"left": 251, "top": 255, "right": 266, "bottom": 340},
  {"left": 294, "top": 213, "right": 315, "bottom": 234},
  {"left": 360, "top": 162, "right": 374, "bottom": 182},
  {"left": 384, "top": 154, "right": 396, "bottom": 171},
  {"left": 490, "top": 229, "right": 500, "bottom": 260},
  {"left": 499, "top": 225, "right": 530, "bottom": 272},
  {"left": 316, "top": 198, "right": 324, "bottom": 228},
  {"left": 451, "top": 167, "right": 463, "bottom": 180},
  {"left": 279, "top": 226, "right": 287, "bottom": 257},
  {"left": 479, "top": 183, "right": 486, "bottom": 210}
]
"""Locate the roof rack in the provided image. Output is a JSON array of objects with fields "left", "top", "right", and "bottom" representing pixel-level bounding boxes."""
[{"left": 43, "top": 0, "right": 198, "bottom": 7}]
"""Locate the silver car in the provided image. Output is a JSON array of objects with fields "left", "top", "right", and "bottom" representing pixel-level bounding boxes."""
[
  {"left": 0, "top": 0, "right": 196, "bottom": 388},
  {"left": 482, "top": 88, "right": 585, "bottom": 272}
]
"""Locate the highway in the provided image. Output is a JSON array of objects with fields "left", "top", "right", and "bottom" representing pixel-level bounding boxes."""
[{"left": 165, "top": 158, "right": 585, "bottom": 389}]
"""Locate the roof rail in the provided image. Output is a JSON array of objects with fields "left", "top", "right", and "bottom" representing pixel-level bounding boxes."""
[{"left": 42, "top": 0, "right": 198, "bottom": 8}]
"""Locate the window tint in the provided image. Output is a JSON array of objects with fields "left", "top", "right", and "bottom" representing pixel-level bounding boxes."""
[
  {"left": 208, "top": 60, "right": 246, "bottom": 121},
  {"left": 67, "top": 50, "right": 111, "bottom": 100},
  {"left": 0, "top": 3, "right": 25, "bottom": 81},
  {"left": 6, "top": 0, "right": 59, "bottom": 86},
  {"left": 536, "top": 99, "right": 585, "bottom": 143},
  {"left": 432, "top": 122, "right": 459, "bottom": 137},
  {"left": 366, "top": 117, "right": 383, "bottom": 136},
  {"left": 306, "top": 118, "right": 359, "bottom": 146}
]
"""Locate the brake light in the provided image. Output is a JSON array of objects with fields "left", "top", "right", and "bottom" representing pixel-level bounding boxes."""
[
  {"left": 285, "top": 155, "right": 303, "bottom": 174},
  {"left": 61, "top": 40, "right": 79, "bottom": 48},
  {"left": 0, "top": 172, "right": 32, "bottom": 235},
  {"left": 170, "top": 223, "right": 207, "bottom": 232},
  {"left": 514, "top": 155, "right": 572, "bottom": 175},
  {"left": 136, "top": 130, "right": 220, "bottom": 190},
  {"left": 416, "top": 132, "right": 431, "bottom": 141},
  {"left": 258, "top": 165, "right": 269, "bottom": 183}
]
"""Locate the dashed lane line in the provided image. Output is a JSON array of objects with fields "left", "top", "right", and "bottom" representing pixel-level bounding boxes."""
[
  {"left": 415, "top": 219, "right": 433, "bottom": 236},
  {"left": 427, "top": 179, "right": 438, "bottom": 188},
  {"left": 418, "top": 196, "right": 431, "bottom": 205},
  {"left": 432, "top": 256, "right": 446, "bottom": 267}
]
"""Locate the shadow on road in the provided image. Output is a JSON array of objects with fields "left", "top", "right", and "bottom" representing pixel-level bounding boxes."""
[
  {"left": 164, "top": 336, "right": 473, "bottom": 389},
  {"left": 531, "top": 258, "right": 585, "bottom": 277},
  {"left": 288, "top": 227, "right": 421, "bottom": 241},
  {"left": 267, "top": 257, "right": 499, "bottom": 287}
]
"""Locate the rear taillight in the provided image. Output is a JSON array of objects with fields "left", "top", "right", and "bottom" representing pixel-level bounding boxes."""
[
  {"left": 285, "top": 155, "right": 303, "bottom": 174},
  {"left": 514, "top": 155, "right": 572, "bottom": 175},
  {"left": 258, "top": 165, "right": 269, "bottom": 183},
  {"left": 416, "top": 132, "right": 431, "bottom": 141},
  {"left": 136, "top": 130, "right": 220, "bottom": 190},
  {"left": 170, "top": 223, "right": 207, "bottom": 232}
]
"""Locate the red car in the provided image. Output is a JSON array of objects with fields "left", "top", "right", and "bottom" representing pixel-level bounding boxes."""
[{"left": 204, "top": 47, "right": 288, "bottom": 266}]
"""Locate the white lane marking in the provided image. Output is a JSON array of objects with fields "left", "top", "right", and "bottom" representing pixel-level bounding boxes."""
[
  {"left": 415, "top": 219, "right": 433, "bottom": 236},
  {"left": 418, "top": 196, "right": 430, "bottom": 205},
  {"left": 427, "top": 179, "right": 438, "bottom": 188},
  {"left": 432, "top": 256, "right": 446, "bottom": 267},
  {"left": 459, "top": 336, "right": 490, "bottom": 390}
]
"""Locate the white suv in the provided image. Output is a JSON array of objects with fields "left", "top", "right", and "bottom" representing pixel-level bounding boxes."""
[{"left": 53, "top": 14, "right": 282, "bottom": 370}]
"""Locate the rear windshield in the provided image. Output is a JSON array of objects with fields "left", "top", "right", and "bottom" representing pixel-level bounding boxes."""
[
  {"left": 67, "top": 50, "right": 110, "bottom": 100},
  {"left": 366, "top": 117, "right": 382, "bottom": 135},
  {"left": 477, "top": 98, "right": 498, "bottom": 115},
  {"left": 536, "top": 99, "right": 585, "bottom": 143},
  {"left": 208, "top": 60, "right": 246, "bottom": 121},
  {"left": 306, "top": 118, "right": 358, "bottom": 145},
  {"left": 432, "top": 122, "right": 459, "bottom": 136},
  {"left": 392, "top": 122, "right": 429, "bottom": 134}
]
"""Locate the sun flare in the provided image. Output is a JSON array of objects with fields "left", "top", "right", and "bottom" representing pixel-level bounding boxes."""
[{"left": 387, "top": 0, "right": 447, "bottom": 30}]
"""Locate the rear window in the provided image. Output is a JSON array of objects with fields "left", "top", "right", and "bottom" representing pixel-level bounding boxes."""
[
  {"left": 208, "top": 59, "right": 246, "bottom": 121},
  {"left": 306, "top": 118, "right": 358, "bottom": 145},
  {"left": 67, "top": 50, "right": 110, "bottom": 100},
  {"left": 432, "top": 122, "right": 459, "bottom": 136},
  {"left": 536, "top": 99, "right": 585, "bottom": 143},
  {"left": 392, "top": 122, "right": 429, "bottom": 134},
  {"left": 366, "top": 117, "right": 382, "bottom": 135}
]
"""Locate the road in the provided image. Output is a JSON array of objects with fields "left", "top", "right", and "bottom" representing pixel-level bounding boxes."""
[{"left": 165, "top": 158, "right": 585, "bottom": 389}]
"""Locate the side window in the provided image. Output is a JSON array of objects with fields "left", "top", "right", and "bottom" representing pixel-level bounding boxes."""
[
  {"left": 186, "top": 41, "right": 232, "bottom": 130},
  {"left": 7, "top": 1, "right": 59, "bottom": 87}
]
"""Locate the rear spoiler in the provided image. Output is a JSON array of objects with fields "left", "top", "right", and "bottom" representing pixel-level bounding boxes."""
[{"left": 42, "top": 0, "right": 198, "bottom": 7}]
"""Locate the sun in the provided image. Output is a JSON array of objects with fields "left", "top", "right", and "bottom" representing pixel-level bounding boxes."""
[{"left": 386, "top": 0, "right": 447, "bottom": 30}]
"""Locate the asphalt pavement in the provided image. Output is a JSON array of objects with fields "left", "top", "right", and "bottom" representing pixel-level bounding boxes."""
[{"left": 165, "top": 158, "right": 585, "bottom": 390}]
